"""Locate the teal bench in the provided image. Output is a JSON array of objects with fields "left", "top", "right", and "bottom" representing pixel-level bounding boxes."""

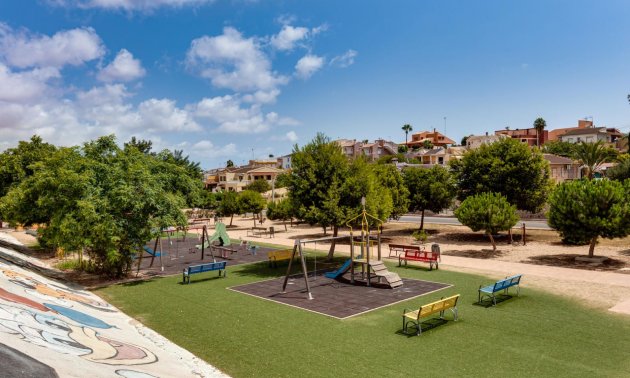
[
  {"left": 182, "top": 261, "right": 227, "bottom": 284},
  {"left": 478, "top": 274, "right": 523, "bottom": 306}
]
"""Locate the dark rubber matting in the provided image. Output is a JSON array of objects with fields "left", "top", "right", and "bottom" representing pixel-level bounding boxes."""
[
  {"left": 137, "top": 236, "right": 280, "bottom": 276},
  {"left": 230, "top": 272, "right": 451, "bottom": 319}
]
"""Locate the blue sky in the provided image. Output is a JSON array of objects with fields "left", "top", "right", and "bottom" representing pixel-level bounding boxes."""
[{"left": 1, "top": 1, "right": 629, "bottom": 168}]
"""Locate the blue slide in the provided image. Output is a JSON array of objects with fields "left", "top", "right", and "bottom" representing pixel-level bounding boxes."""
[{"left": 324, "top": 259, "right": 353, "bottom": 279}]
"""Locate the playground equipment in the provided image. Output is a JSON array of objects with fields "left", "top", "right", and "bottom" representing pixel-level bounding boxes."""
[
  {"left": 136, "top": 235, "right": 166, "bottom": 275},
  {"left": 197, "top": 222, "right": 231, "bottom": 261},
  {"left": 281, "top": 198, "right": 403, "bottom": 300}
]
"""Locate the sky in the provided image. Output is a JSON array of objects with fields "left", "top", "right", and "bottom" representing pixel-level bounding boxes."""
[{"left": 1, "top": 0, "right": 629, "bottom": 169}]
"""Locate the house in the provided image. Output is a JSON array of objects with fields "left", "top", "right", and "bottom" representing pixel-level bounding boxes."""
[
  {"left": 558, "top": 127, "right": 610, "bottom": 144},
  {"left": 548, "top": 119, "right": 592, "bottom": 141},
  {"left": 277, "top": 154, "right": 293, "bottom": 170},
  {"left": 408, "top": 146, "right": 466, "bottom": 165},
  {"left": 543, "top": 154, "right": 580, "bottom": 182},
  {"left": 494, "top": 127, "right": 547, "bottom": 146},
  {"left": 208, "top": 160, "right": 286, "bottom": 192},
  {"left": 404, "top": 129, "right": 455, "bottom": 148},
  {"left": 466, "top": 133, "right": 509, "bottom": 149},
  {"left": 335, "top": 138, "right": 398, "bottom": 161}
]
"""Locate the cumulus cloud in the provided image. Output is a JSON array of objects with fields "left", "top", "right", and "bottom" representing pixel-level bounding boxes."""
[
  {"left": 190, "top": 139, "right": 237, "bottom": 158},
  {"left": 187, "top": 27, "right": 288, "bottom": 93},
  {"left": 285, "top": 131, "right": 298, "bottom": 142},
  {"left": 98, "top": 49, "right": 146, "bottom": 82},
  {"left": 270, "top": 25, "right": 309, "bottom": 51},
  {"left": 295, "top": 54, "right": 324, "bottom": 79},
  {"left": 47, "top": 0, "right": 214, "bottom": 12},
  {"left": 330, "top": 49, "right": 357, "bottom": 68},
  {"left": 0, "top": 24, "right": 104, "bottom": 69},
  {"left": 0, "top": 64, "right": 60, "bottom": 102}
]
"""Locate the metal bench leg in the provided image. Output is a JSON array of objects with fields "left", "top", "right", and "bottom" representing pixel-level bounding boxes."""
[{"left": 451, "top": 307, "right": 458, "bottom": 321}]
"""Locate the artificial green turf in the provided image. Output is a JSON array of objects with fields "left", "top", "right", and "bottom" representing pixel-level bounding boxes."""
[{"left": 97, "top": 260, "right": 630, "bottom": 378}]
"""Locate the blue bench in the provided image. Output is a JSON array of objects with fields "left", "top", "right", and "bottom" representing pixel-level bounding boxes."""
[
  {"left": 182, "top": 261, "right": 227, "bottom": 284},
  {"left": 478, "top": 274, "right": 523, "bottom": 306}
]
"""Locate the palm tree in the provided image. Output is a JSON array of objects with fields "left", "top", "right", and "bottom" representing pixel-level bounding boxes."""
[
  {"left": 573, "top": 141, "right": 615, "bottom": 179},
  {"left": 533, "top": 117, "right": 546, "bottom": 147},
  {"left": 402, "top": 124, "right": 413, "bottom": 146}
]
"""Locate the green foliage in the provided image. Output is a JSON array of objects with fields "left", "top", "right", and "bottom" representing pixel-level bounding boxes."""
[
  {"left": 244, "top": 179, "right": 271, "bottom": 193},
  {"left": 455, "top": 193, "right": 518, "bottom": 250},
  {"left": 0, "top": 135, "right": 57, "bottom": 198},
  {"left": 412, "top": 229, "right": 428, "bottom": 243},
  {"left": 572, "top": 141, "right": 618, "bottom": 180},
  {"left": 422, "top": 140, "right": 433, "bottom": 149},
  {"left": 226, "top": 159, "right": 234, "bottom": 168},
  {"left": 460, "top": 135, "right": 470, "bottom": 146},
  {"left": 124, "top": 137, "right": 153, "bottom": 154},
  {"left": 533, "top": 117, "right": 546, "bottom": 146},
  {"left": 607, "top": 159, "right": 630, "bottom": 181},
  {"left": 217, "top": 191, "right": 240, "bottom": 226},
  {"left": 274, "top": 173, "right": 291, "bottom": 188},
  {"left": 548, "top": 180, "right": 630, "bottom": 255},
  {"left": 371, "top": 164, "right": 409, "bottom": 219},
  {"left": 397, "top": 145, "right": 408, "bottom": 153},
  {"left": 238, "top": 190, "right": 266, "bottom": 215},
  {"left": 542, "top": 140, "right": 577, "bottom": 157},
  {"left": 0, "top": 136, "right": 189, "bottom": 277},
  {"left": 266, "top": 198, "right": 297, "bottom": 230},
  {"left": 450, "top": 137, "right": 552, "bottom": 213},
  {"left": 403, "top": 165, "right": 456, "bottom": 229},
  {"left": 401, "top": 124, "right": 413, "bottom": 145}
]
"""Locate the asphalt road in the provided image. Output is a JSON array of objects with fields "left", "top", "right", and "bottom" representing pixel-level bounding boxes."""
[{"left": 396, "top": 215, "right": 551, "bottom": 230}]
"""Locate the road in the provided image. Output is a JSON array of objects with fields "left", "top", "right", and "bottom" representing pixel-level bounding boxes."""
[{"left": 395, "top": 215, "right": 551, "bottom": 230}]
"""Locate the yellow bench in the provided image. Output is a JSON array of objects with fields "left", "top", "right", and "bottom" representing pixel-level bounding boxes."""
[
  {"left": 268, "top": 249, "right": 294, "bottom": 268},
  {"left": 402, "top": 294, "right": 460, "bottom": 335}
]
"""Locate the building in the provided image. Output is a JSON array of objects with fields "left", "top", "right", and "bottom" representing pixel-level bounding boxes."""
[
  {"left": 558, "top": 126, "right": 623, "bottom": 145},
  {"left": 548, "top": 119, "right": 593, "bottom": 141},
  {"left": 277, "top": 154, "right": 293, "bottom": 170},
  {"left": 335, "top": 138, "right": 398, "bottom": 161},
  {"left": 494, "top": 127, "right": 548, "bottom": 146},
  {"left": 408, "top": 146, "right": 466, "bottom": 165},
  {"left": 404, "top": 129, "right": 455, "bottom": 148},
  {"left": 206, "top": 160, "right": 285, "bottom": 192},
  {"left": 466, "top": 133, "right": 509, "bottom": 149},
  {"left": 543, "top": 154, "right": 580, "bottom": 183}
]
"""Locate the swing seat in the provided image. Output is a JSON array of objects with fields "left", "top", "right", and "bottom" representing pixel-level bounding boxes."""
[{"left": 143, "top": 246, "right": 161, "bottom": 257}]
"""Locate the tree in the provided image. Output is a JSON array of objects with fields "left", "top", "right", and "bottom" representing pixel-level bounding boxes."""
[
  {"left": 402, "top": 124, "right": 413, "bottom": 146},
  {"left": 397, "top": 145, "right": 409, "bottom": 154},
  {"left": 403, "top": 166, "right": 456, "bottom": 229},
  {"left": 572, "top": 141, "right": 617, "bottom": 179},
  {"left": 461, "top": 135, "right": 470, "bottom": 147},
  {"left": 548, "top": 180, "right": 630, "bottom": 256},
  {"left": 454, "top": 193, "right": 519, "bottom": 251},
  {"left": 422, "top": 140, "right": 433, "bottom": 149},
  {"left": 372, "top": 164, "right": 409, "bottom": 220},
  {"left": 0, "top": 135, "right": 57, "bottom": 198},
  {"left": 542, "top": 140, "right": 577, "bottom": 158},
  {"left": 450, "top": 138, "right": 552, "bottom": 213},
  {"left": 244, "top": 179, "right": 271, "bottom": 193},
  {"left": 124, "top": 137, "right": 153, "bottom": 154},
  {"left": 226, "top": 160, "right": 234, "bottom": 168},
  {"left": 0, "top": 136, "right": 188, "bottom": 277},
  {"left": 217, "top": 191, "right": 240, "bottom": 226},
  {"left": 274, "top": 173, "right": 291, "bottom": 189},
  {"left": 607, "top": 159, "right": 630, "bottom": 181},
  {"left": 266, "top": 198, "right": 296, "bottom": 230},
  {"left": 533, "top": 117, "right": 546, "bottom": 147},
  {"left": 238, "top": 190, "right": 266, "bottom": 226}
]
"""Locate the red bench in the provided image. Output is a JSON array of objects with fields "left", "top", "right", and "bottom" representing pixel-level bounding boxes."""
[
  {"left": 398, "top": 244, "right": 441, "bottom": 270},
  {"left": 388, "top": 243, "right": 423, "bottom": 258}
]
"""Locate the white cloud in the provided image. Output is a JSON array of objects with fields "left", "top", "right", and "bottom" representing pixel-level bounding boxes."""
[
  {"left": 190, "top": 139, "right": 237, "bottom": 158},
  {"left": 295, "top": 54, "right": 324, "bottom": 79},
  {"left": 270, "top": 25, "right": 309, "bottom": 51},
  {"left": 47, "top": 0, "right": 214, "bottom": 12},
  {"left": 0, "top": 25, "right": 104, "bottom": 69},
  {"left": 138, "top": 98, "right": 201, "bottom": 132},
  {"left": 98, "top": 49, "right": 146, "bottom": 82},
  {"left": 285, "top": 131, "right": 298, "bottom": 142},
  {"left": 330, "top": 49, "right": 357, "bottom": 68},
  {"left": 187, "top": 27, "right": 288, "bottom": 92},
  {"left": 0, "top": 64, "right": 60, "bottom": 102}
]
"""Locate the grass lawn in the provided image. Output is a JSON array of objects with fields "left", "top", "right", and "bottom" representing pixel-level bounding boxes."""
[{"left": 97, "top": 258, "right": 630, "bottom": 378}]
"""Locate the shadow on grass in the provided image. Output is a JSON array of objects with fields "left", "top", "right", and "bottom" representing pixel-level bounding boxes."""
[
  {"left": 474, "top": 294, "right": 515, "bottom": 308},
  {"left": 232, "top": 257, "right": 344, "bottom": 279},
  {"left": 178, "top": 275, "right": 227, "bottom": 285},
  {"left": 396, "top": 318, "right": 450, "bottom": 337}
]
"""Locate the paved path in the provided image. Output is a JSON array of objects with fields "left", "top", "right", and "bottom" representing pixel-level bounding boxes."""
[
  {"left": 0, "top": 233, "right": 228, "bottom": 378},
  {"left": 396, "top": 215, "right": 551, "bottom": 229}
]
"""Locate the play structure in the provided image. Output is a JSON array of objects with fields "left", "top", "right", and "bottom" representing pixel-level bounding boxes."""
[
  {"left": 281, "top": 198, "right": 403, "bottom": 300},
  {"left": 197, "top": 222, "right": 232, "bottom": 260}
]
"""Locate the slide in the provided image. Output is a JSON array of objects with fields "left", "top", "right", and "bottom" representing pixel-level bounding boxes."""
[
  {"left": 324, "top": 259, "right": 353, "bottom": 279},
  {"left": 197, "top": 222, "right": 231, "bottom": 249}
]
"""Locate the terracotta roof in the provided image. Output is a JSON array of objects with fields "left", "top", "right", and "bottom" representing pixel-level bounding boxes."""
[
  {"left": 543, "top": 154, "right": 574, "bottom": 165},
  {"left": 561, "top": 127, "right": 607, "bottom": 137}
]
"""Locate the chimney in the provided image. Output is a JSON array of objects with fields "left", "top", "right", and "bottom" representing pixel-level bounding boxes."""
[{"left": 578, "top": 119, "right": 593, "bottom": 129}]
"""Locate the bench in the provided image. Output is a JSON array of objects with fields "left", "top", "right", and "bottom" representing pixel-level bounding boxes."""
[
  {"left": 182, "top": 261, "right": 227, "bottom": 284},
  {"left": 478, "top": 274, "right": 523, "bottom": 306},
  {"left": 247, "top": 226, "right": 268, "bottom": 237},
  {"left": 388, "top": 243, "right": 422, "bottom": 258},
  {"left": 211, "top": 245, "right": 237, "bottom": 259},
  {"left": 267, "top": 249, "right": 294, "bottom": 268},
  {"left": 402, "top": 294, "right": 460, "bottom": 335},
  {"left": 398, "top": 244, "right": 440, "bottom": 270}
]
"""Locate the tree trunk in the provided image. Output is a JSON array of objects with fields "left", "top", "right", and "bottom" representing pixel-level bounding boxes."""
[
  {"left": 283, "top": 220, "right": 288, "bottom": 231},
  {"left": 229, "top": 214, "right": 234, "bottom": 226},
  {"left": 487, "top": 232, "right": 496, "bottom": 251},
  {"left": 420, "top": 209, "right": 425, "bottom": 230},
  {"left": 588, "top": 237, "right": 597, "bottom": 258},
  {"left": 508, "top": 228, "right": 513, "bottom": 244},
  {"left": 327, "top": 225, "right": 339, "bottom": 261}
]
